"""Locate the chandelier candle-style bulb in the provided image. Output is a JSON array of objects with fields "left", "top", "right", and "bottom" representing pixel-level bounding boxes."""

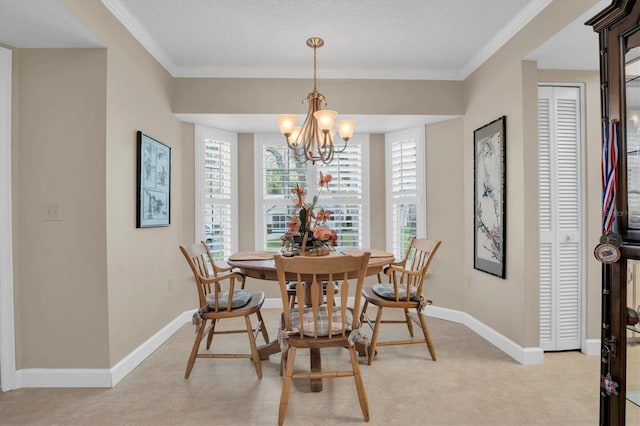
[
  {"left": 276, "top": 115, "right": 298, "bottom": 137},
  {"left": 313, "top": 110, "right": 337, "bottom": 133},
  {"left": 337, "top": 119, "right": 356, "bottom": 142}
]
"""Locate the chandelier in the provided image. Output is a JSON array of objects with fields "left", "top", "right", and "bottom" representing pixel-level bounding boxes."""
[{"left": 276, "top": 37, "right": 356, "bottom": 165}]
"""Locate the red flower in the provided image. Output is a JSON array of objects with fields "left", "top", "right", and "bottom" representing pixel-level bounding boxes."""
[
  {"left": 315, "top": 208, "right": 332, "bottom": 222},
  {"left": 291, "top": 185, "right": 306, "bottom": 207},
  {"left": 282, "top": 173, "right": 337, "bottom": 250},
  {"left": 287, "top": 216, "right": 301, "bottom": 233},
  {"left": 319, "top": 172, "right": 332, "bottom": 187},
  {"left": 313, "top": 227, "right": 337, "bottom": 244}
]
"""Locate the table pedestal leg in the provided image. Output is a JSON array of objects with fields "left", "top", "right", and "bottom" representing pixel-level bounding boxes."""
[{"left": 257, "top": 340, "right": 281, "bottom": 361}]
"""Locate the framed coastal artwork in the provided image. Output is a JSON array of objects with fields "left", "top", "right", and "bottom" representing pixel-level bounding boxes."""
[
  {"left": 136, "top": 131, "right": 171, "bottom": 228},
  {"left": 473, "top": 116, "right": 506, "bottom": 278}
]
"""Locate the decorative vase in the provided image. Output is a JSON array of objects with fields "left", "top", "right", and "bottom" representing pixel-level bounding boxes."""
[
  {"left": 281, "top": 237, "right": 331, "bottom": 257},
  {"left": 299, "top": 246, "right": 331, "bottom": 257}
]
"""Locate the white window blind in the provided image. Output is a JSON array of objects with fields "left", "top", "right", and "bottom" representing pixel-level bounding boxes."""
[
  {"left": 255, "top": 134, "right": 369, "bottom": 251},
  {"left": 196, "top": 125, "right": 237, "bottom": 261},
  {"left": 385, "top": 127, "right": 426, "bottom": 259}
]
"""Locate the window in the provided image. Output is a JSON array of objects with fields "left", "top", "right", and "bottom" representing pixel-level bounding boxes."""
[
  {"left": 385, "top": 127, "right": 426, "bottom": 259},
  {"left": 195, "top": 125, "right": 238, "bottom": 261},
  {"left": 255, "top": 133, "right": 370, "bottom": 251}
]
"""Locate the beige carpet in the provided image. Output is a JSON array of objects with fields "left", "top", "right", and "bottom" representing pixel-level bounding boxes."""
[{"left": 0, "top": 308, "right": 601, "bottom": 425}]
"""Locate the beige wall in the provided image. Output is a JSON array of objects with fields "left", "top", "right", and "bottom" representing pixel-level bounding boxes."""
[
  {"left": 238, "top": 133, "right": 256, "bottom": 252},
  {"left": 426, "top": 118, "right": 465, "bottom": 310},
  {"left": 8, "top": 0, "right": 606, "bottom": 372},
  {"left": 173, "top": 78, "right": 464, "bottom": 115},
  {"left": 10, "top": 0, "right": 196, "bottom": 369},
  {"left": 368, "top": 133, "right": 386, "bottom": 250},
  {"left": 462, "top": 0, "right": 600, "bottom": 347},
  {"left": 67, "top": 0, "right": 194, "bottom": 364},
  {"left": 14, "top": 48, "right": 110, "bottom": 368}
]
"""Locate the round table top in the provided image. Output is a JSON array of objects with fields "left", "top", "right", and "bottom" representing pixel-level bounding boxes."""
[{"left": 227, "top": 248, "right": 394, "bottom": 281}]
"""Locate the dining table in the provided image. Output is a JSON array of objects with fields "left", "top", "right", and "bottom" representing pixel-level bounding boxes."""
[{"left": 227, "top": 247, "right": 394, "bottom": 391}]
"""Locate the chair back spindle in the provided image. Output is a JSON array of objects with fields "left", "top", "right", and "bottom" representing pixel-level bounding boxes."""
[{"left": 181, "top": 242, "right": 241, "bottom": 312}]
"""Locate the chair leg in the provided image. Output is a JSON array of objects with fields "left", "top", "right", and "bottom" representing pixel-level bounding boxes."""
[
  {"left": 348, "top": 345, "right": 370, "bottom": 422},
  {"left": 279, "top": 347, "right": 297, "bottom": 426},
  {"left": 404, "top": 308, "right": 414, "bottom": 337},
  {"left": 360, "top": 300, "right": 369, "bottom": 324},
  {"left": 185, "top": 321, "right": 206, "bottom": 379},
  {"left": 368, "top": 306, "right": 384, "bottom": 365},
  {"left": 256, "top": 309, "right": 270, "bottom": 343},
  {"left": 206, "top": 318, "right": 217, "bottom": 349},
  {"left": 279, "top": 348, "right": 288, "bottom": 376},
  {"left": 418, "top": 310, "right": 437, "bottom": 361},
  {"left": 245, "top": 315, "right": 263, "bottom": 379}
]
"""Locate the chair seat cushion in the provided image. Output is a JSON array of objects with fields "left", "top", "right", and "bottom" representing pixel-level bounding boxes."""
[
  {"left": 206, "top": 289, "right": 252, "bottom": 310},
  {"left": 372, "top": 283, "right": 417, "bottom": 300},
  {"left": 288, "top": 305, "right": 352, "bottom": 337}
]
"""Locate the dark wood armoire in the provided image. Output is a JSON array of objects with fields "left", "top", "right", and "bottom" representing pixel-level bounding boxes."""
[{"left": 588, "top": 1, "right": 640, "bottom": 423}]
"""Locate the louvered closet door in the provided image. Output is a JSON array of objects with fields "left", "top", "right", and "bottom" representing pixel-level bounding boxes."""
[{"left": 538, "top": 85, "right": 583, "bottom": 351}]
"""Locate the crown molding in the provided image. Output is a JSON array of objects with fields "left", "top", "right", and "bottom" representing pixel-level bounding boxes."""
[
  {"left": 460, "top": 0, "right": 553, "bottom": 79},
  {"left": 101, "top": 0, "right": 178, "bottom": 76}
]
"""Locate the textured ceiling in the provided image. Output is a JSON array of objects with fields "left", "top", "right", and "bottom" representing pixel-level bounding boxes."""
[
  {"left": 104, "top": 0, "right": 537, "bottom": 80},
  {"left": 0, "top": 0, "right": 609, "bottom": 132}
]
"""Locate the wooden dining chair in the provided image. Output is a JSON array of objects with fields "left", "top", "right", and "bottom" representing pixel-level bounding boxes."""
[
  {"left": 275, "top": 252, "right": 371, "bottom": 426},
  {"left": 180, "top": 242, "right": 270, "bottom": 379},
  {"left": 201, "top": 240, "right": 246, "bottom": 289},
  {"left": 360, "top": 237, "right": 441, "bottom": 365}
]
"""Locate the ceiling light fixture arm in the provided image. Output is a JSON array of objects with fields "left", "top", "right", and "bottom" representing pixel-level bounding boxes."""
[{"left": 276, "top": 37, "right": 356, "bottom": 165}]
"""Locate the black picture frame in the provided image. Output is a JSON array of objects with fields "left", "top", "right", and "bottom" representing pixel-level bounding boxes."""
[
  {"left": 136, "top": 131, "right": 171, "bottom": 228},
  {"left": 473, "top": 116, "right": 506, "bottom": 278}
]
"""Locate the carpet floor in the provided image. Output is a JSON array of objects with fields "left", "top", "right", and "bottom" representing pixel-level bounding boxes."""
[{"left": 0, "top": 308, "right": 603, "bottom": 425}]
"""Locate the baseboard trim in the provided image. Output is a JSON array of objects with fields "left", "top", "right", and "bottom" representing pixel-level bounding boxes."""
[
  {"left": 583, "top": 338, "right": 601, "bottom": 356},
  {"left": 15, "top": 309, "right": 195, "bottom": 389},
  {"left": 17, "top": 368, "right": 112, "bottom": 388},
  {"left": 424, "top": 305, "right": 544, "bottom": 365},
  {"left": 262, "top": 298, "right": 282, "bottom": 309},
  {"left": 266, "top": 299, "right": 546, "bottom": 364},
  {"left": 14, "top": 300, "right": 594, "bottom": 388},
  {"left": 110, "top": 310, "right": 195, "bottom": 386}
]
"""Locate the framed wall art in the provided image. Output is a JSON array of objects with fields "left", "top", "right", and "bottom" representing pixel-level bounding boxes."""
[
  {"left": 473, "top": 116, "right": 506, "bottom": 278},
  {"left": 136, "top": 131, "right": 171, "bottom": 228}
]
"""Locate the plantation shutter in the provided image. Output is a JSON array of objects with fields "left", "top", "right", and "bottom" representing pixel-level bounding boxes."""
[
  {"left": 538, "top": 85, "right": 582, "bottom": 351},
  {"left": 255, "top": 134, "right": 369, "bottom": 251},
  {"left": 197, "top": 125, "right": 237, "bottom": 260},
  {"left": 386, "top": 127, "right": 425, "bottom": 260},
  {"left": 318, "top": 144, "right": 364, "bottom": 248}
]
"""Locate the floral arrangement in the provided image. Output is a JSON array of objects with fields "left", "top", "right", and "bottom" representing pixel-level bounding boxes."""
[{"left": 281, "top": 172, "right": 338, "bottom": 254}]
